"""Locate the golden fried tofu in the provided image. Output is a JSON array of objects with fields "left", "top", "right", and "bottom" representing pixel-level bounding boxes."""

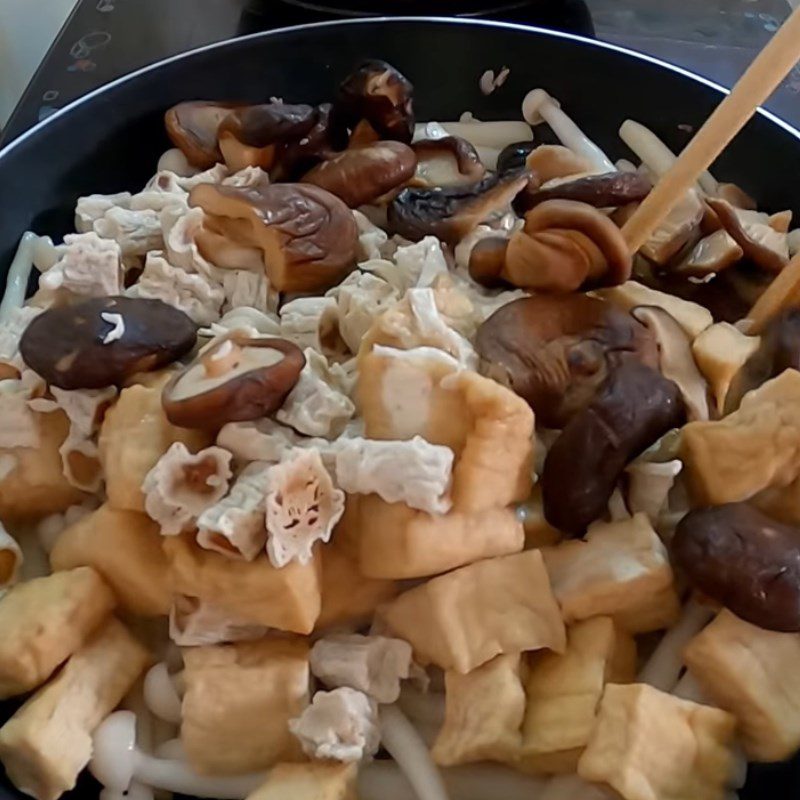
[
  {"left": 432, "top": 654, "right": 526, "bottom": 766},
  {"left": 577, "top": 683, "right": 736, "bottom": 800},
  {"left": 0, "top": 618, "right": 150, "bottom": 800},
  {"left": 182, "top": 638, "right": 309, "bottom": 775},
  {"left": 680, "top": 369, "right": 800, "bottom": 506},
  {"left": 517, "top": 617, "right": 636, "bottom": 774},
  {"left": 246, "top": 762, "right": 357, "bottom": 800},
  {"left": 684, "top": 609, "right": 800, "bottom": 761},
  {"left": 164, "top": 533, "right": 321, "bottom": 634},
  {"left": 50, "top": 504, "right": 170, "bottom": 617},
  {"left": 0, "top": 567, "right": 115, "bottom": 699},
  {"left": 383, "top": 550, "right": 565, "bottom": 673},
  {"left": 540, "top": 514, "right": 680, "bottom": 634}
]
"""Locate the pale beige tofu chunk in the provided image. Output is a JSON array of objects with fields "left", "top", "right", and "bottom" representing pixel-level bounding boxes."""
[
  {"left": 246, "top": 762, "right": 357, "bottom": 800},
  {"left": 680, "top": 369, "right": 800, "bottom": 506},
  {"left": 50, "top": 504, "right": 170, "bottom": 617},
  {"left": 99, "top": 382, "right": 210, "bottom": 512},
  {"left": 432, "top": 653, "right": 526, "bottom": 766},
  {"left": 684, "top": 609, "right": 800, "bottom": 761},
  {"left": 0, "top": 566, "right": 115, "bottom": 699},
  {"left": 540, "top": 514, "right": 680, "bottom": 634},
  {"left": 0, "top": 411, "right": 87, "bottom": 521},
  {"left": 577, "top": 683, "right": 736, "bottom": 800},
  {"left": 182, "top": 639, "right": 310, "bottom": 775},
  {"left": 517, "top": 617, "right": 636, "bottom": 774},
  {"left": 383, "top": 550, "right": 565, "bottom": 673},
  {"left": 164, "top": 533, "right": 321, "bottom": 634},
  {"left": 0, "top": 618, "right": 150, "bottom": 800}
]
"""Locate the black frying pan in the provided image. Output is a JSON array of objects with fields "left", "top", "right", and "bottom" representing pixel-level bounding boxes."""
[{"left": 0, "top": 17, "right": 798, "bottom": 799}]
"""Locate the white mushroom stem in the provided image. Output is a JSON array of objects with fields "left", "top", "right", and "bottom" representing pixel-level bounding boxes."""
[
  {"left": 434, "top": 120, "right": 533, "bottom": 149},
  {"left": 0, "top": 232, "right": 37, "bottom": 323},
  {"left": 522, "top": 89, "right": 615, "bottom": 173},
  {"left": 673, "top": 669, "right": 710, "bottom": 704},
  {"left": 397, "top": 686, "right": 446, "bottom": 730},
  {"left": 143, "top": 663, "right": 183, "bottom": 725},
  {"left": 540, "top": 774, "right": 619, "bottom": 799},
  {"left": 625, "top": 459, "right": 683, "bottom": 523}
]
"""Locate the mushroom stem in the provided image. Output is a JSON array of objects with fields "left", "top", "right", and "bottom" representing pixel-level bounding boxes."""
[
  {"left": 522, "top": 90, "right": 615, "bottom": 174},
  {"left": 143, "top": 663, "right": 183, "bottom": 725},
  {"left": 0, "top": 232, "right": 38, "bottom": 323},
  {"left": 201, "top": 338, "right": 243, "bottom": 379},
  {"left": 672, "top": 669, "right": 710, "bottom": 704}
]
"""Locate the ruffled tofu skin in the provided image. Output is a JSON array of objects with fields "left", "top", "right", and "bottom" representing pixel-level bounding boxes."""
[
  {"left": 0, "top": 618, "right": 150, "bottom": 800},
  {"left": 540, "top": 514, "right": 680, "bottom": 633},
  {"left": 164, "top": 533, "right": 322, "bottom": 634},
  {"left": 182, "top": 638, "right": 310, "bottom": 775},
  {"left": 50, "top": 504, "right": 170, "bottom": 617},
  {"left": 246, "top": 762, "right": 357, "bottom": 800},
  {"left": 0, "top": 566, "right": 115, "bottom": 699},
  {"left": 0, "top": 411, "right": 87, "bottom": 521},
  {"left": 516, "top": 616, "right": 636, "bottom": 774},
  {"left": 684, "top": 609, "right": 800, "bottom": 761},
  {"left": 577, "top": 683, "right": 737, "bottom": 800},
  {"left": 383, "top": 549, "right": 565, "bottom": 673}
]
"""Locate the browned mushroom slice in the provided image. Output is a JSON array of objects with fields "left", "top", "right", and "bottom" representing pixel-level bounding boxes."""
[
  {"left": 189, "top": 178, "right": 358, "bottom": 293},
  {"left": 410, "top": 137, "right": 485, "bottom": 188},
  {"left": 475, "top": 294, "right": 658, "bottom": 428},
  {"left": 468, "top": 237, "right": 509, "bottom": 287},
  {"left": 673, "top": 229, "right": 743, "bottom": 278},
  {"left": 270, "top": 104, "right": 337, "bottom": 182},
  {"left": 524, "top": 144, "right": 593, "bottom": 183},
  {"left": 500, "top": 199, "right": 632, "bottom": 292},
  {"left": 715, "top": 182, "right": 757, "bottom": 210},
  {"left": 639, "top": 191, "right": 704, "bottom": 267},
  {"left": 162, "top": 333, "right": 305, "bottom": 429},
  {"left": 301, "top": 141, "right": 416, "bottom": 208},
  {"left": 165, "top": 101, "right": 239, "bottom": 169},
  {"left": 707, "top": 198, "right": 789, "bottom": 274},
  {"left": 515, "top": 171, "right": 651, "bottom": 214},
  {"left": 387, "top": 170, "right": 529, "bottom": 245}
]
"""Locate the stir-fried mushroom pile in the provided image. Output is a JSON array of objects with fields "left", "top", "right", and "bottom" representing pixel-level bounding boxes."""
[{"left": 1, "top": 58, "right": 800, "bottom": 800}]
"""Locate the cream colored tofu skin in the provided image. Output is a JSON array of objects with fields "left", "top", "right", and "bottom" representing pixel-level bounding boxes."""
[
  {"left": 518, "top": 616, "right": 636, "bottom": 774},
  {"left": 0, "top": 618, "right": 150, "bottom": 800},
  {"left": 0, "top": 567, "right": 115, "bottom": 699},
  {"left": 578, "top": 683, "right": 736, "bottom": 800},
  {"left": 49, "top": 504, "right": 170, "bottom": 617},
  {"left": 182, "top": 638, "right": 310, "bottom": 775},
  {"left": 246, "top": 762, "right": 357, "bottom": 800},
  {"left": 540, "top": 514, "right": 680, "bottom": 634},
  {"left": 684, "top": 609, "right": 800, "bottom": 761},
  {"left": 383, "top": 549, "right": 566, "bottom": 673}
]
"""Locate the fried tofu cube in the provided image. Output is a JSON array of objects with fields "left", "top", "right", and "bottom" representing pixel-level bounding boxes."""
[
  {"left": 432, "top": 654, "right": 526, "bottom": 766},
  {"left": 540, "top": 514, "right": 680, "bottom": 634},
  {"left": 383, "top": 550, "right": 565, "bottom": 673},
  {"left": 577, "top": 683, "right": 736, "bottom": 800},
  {"left": 0, "top": 618, "right": 150, "bottom": 800},
  {"left": 50, "top": 504, "right": 170, "bottom": 617},
  {"left": 517, "top": 617, "right": 636, "bottom": 774},
  {"left": 684, "top": 609, "right": 800, "bottom": 761},
  {"left": 164, "top": 533, "right": 321, "bottom": 634},
  {"left": 246, "top": 762, "right": 357, "bottom": 800},
  {"left": 182, "top": 638, "right": 310, "bottom": 775},
  {"left": 0, "top": 566, "right": 115, "bottom": 699}
]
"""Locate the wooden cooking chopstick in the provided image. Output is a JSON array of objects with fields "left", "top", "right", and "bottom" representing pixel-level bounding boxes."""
[{"left": 621, "top": 4, "right": 800, "bottom": 253}]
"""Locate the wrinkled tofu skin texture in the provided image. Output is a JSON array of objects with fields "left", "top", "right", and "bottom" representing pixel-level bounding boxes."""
[{"left": 246, "top": 762, "right": 357, "bottom": 800}]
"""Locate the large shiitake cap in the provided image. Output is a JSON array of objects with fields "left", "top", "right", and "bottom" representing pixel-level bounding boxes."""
[{"left": 165, "top": 101, "right": 239, "bottom": 169}]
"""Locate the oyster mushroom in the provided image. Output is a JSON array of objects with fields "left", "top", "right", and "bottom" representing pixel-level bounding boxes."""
[
  {"left": 20, "top": 296, "right": 196, "bottom": 390},
  {"left": 302, "top": 141, "right": 416, "bottom": 208},
  {"left": 475, "top": 295, "right": 658, "bottom": 428},
  {"left": 162, "top": 332, "right": 305, "bottom": 429},
  {"left": 165, "top": 101, "right": 238, "bottom": 169},
  {"left": 515, "top": 171, "right": 651, "bottom": 214},
  {"left": 189, "top": 178, "right": 358, "bottom": 293},
  {"left": 410, "top": 137, "right": 485, "bottom": 188}
]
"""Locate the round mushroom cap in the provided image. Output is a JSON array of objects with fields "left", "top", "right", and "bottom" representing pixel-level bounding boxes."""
[
  {"left": 165, "top": 101, "right": 239, "bottom": 169},
  {"left": 20, "top": 296, "right": 197, "bottom": 390},
  {"left": 515, "top": 171, "right": 651, "bottom": 214},
  {"left": 496, "top": 141, "right": 538, "bottom": 176},
  {"left": 476, "top": 294, "right": 658, "bottom": 428},
  {"left": 411, "top": 137, "right": 486, "bottom": 188},
  {"left": 162, "top": 333, "right": 305, "bottom": 430}
]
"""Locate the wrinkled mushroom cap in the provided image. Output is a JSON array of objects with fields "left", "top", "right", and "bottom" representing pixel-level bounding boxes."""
[
  {"left": 410, "top": 137, "right": 485, "bottom": 188},
  {"left": 165, "top": 101, "right": 239, "bottom": 169},
  {"left": 516, "top": 171, "right": 651, "bottom": 214}
]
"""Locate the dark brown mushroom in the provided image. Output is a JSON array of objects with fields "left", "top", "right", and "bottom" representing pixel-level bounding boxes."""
[
  {"left": 20, "top": 296, "right": 196, "bottom": 390},
  {"left": 515, "top": 171, "right": 652, "bottom": 214},
  {"left": 541, "top": 359, "right": 684, "bottom": 536},
  {"left": 476, "top": 295, "right": 658, "bottom": 428},
  {"left": 672, "top": 503, "right": 800, "bottom": 632},
  {"left": 410, "top": 137, "right": 485, "bottom": 188},
  {"left": 333, "top": 60, "right": 415, "bottom": 144},
  {"left": 301, "top": 141, "right": 416, "bottom": 208},
  {"left": 496, "top": 141, "right": 537, "bottom": 176},
  {"left": 468, "top": 237, "right": 509, "bottom": 288},
  {"left": 165, "top": 102, "right": 239, "bottom": 169},
  {"left": 270, "top": 103, "right": 337, "bottom": 182},
  {"left": 387, "top": 169, "right": 529, "bottom": 245},
  {"left": 189, "top": 177, "right": 358, "bottom": 293}
]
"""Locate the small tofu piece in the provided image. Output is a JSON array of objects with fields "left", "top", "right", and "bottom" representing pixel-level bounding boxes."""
[
  {"left": 0, "top": 567, "right": 115, "bottom": 699},
  {"left": 50, "top": 504, "right": 170, "bottom": 617},
  {"left": 577, "top": 683, "right": 736, "bottom": 800},
  {"left": 383, "top": 550, "right": 565, "bottom": 673},
  {"left": 182, "top": 638, "right": 310, "bottom": 775},
  {"left": 246, "top": 762, "right": 357, "bottom": 800},
  {"left": 164, "top": 533, "right": 321, "bottom": 634},
  {"left": 0, "top": 618, "right": 150, "bottom": 800},
  {"left": 432, "top": 653, "right": 526, "bottom": 766},
  {"left": 540, "top": 514, "right": 680, "bottom": 634},
  {"left": 518, "top": 617, "right": 636, "bottom": 774},
  {"left": 684, "top": 609, "right": 800, "bottom": 761}
]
